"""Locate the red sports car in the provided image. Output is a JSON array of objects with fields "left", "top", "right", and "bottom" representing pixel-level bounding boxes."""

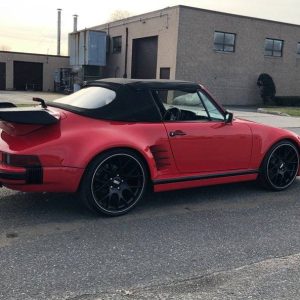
[{"left": 0, "top": 79, "right": 299, "bottom": 216}]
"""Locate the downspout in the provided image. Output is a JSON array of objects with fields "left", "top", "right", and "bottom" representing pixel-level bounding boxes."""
[{"left": 123, "top": 27, "right": 128, "bottom": 78}]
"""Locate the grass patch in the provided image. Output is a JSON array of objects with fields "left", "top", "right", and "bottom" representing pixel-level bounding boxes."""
[{"left": 264, "top": 107, "right": 300, "bottom": 117}]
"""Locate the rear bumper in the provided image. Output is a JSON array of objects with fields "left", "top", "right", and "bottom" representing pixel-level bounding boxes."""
[
  {"left": 0, "top": 163, "right": 27, "bottom": 186},
  {"left": 0, "top": 164, "right": 84, "bottom": 193},
  {"left": 0, "top": 170, "right": 26, "bottom": 181},
  {"left": 0, "top": 163, "right": 42, "bottom": 185}
]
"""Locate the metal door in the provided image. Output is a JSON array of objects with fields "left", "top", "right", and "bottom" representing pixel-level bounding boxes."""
[
  {"left": 13, "top": 61, "right": 43, "bottom": 91},
  {"left": 0, "top": 63, "right": 5, "bottom": 90},
  {"left": 131, "top": 36, "right": 158, "bottom": 79}
]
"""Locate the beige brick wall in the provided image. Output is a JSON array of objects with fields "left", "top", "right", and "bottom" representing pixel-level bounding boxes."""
[
  {"left": 176, "top": 6, "right": 300, "bottom": 105},
  {"left": 92, "top": 7, "right": 180, "bottom": 79},
  {"left": 0, "top": 51, "right": 69, "bottom": 91}
]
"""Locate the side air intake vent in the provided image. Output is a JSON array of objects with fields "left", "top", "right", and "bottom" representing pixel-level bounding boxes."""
[{"left": 150, "top": 145, "right": 171, "bottom": 170}]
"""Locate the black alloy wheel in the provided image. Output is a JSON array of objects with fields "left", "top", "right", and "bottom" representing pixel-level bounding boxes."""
[
  {"left": 259, "top": 141, "right": 299, "bottom": 190},
  {"left": 80, "top": 150, "right": 147, "bottom": 216}
]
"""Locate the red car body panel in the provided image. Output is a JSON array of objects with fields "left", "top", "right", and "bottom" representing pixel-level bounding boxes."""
[
  {"left": 0, "top": 79, "right": 299, "bottom": 196},
  {"left": 245, "top": 121, "right": 300, "bottom": 171},
  {"left": 164, "top": 120, "right": 253, "bottom": 173}
]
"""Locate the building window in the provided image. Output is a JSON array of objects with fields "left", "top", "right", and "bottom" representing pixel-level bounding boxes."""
[
  {"left": 160, "top": 68, "right": 170, "bottom": 79},
  {"left": 214, "top": 31, "right": 236, "bottom": 52},
  {"left": 264, "top": 38, "right": 283, "bottom": 57},
  {"left": 112, "top": 36, "right": 122, "bottom": 53},
  {"left": 297, "top": 43, "right": 300, "bottom": 55}
]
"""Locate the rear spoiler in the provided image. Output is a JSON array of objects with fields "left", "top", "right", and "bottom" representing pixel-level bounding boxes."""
[{"left": 0, "top": 106, "right": 60, "bottom": 125}]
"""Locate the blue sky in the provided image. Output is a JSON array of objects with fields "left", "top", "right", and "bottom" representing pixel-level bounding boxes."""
[{"left": 1, "top": 0, "right": 300, "bottom": 55}]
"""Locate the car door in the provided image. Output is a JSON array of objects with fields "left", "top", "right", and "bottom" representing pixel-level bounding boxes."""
[{"left": 157, "top": 89, "right": 253, "bottom": 174}]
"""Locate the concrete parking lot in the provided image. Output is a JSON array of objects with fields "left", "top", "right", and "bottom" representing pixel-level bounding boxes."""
[
  {"left": 0, "top": 90, "right": 61, "bottom": 103},
  {"left": 0, "top": 91, "right": 300, "bottom": 299}
]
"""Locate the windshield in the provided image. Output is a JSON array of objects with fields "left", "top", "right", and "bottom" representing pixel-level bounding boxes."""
[{"left": 54, "top": 87, "right": 116, "bottom": 109}]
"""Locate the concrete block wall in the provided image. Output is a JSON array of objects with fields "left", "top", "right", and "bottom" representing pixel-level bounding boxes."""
[{"left": 176, "top": 6, "right": 300, "bottom": 105}]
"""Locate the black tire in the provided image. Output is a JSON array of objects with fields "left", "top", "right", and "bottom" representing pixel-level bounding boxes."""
[
  {"left": 258, "top": 141, "right": 299, "bottom": 191},
  {"left": 80, "top": 149, "right": 148, "bottom": 216}
]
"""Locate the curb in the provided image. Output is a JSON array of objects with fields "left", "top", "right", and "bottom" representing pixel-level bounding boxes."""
[{"left": 257, "top": 108, "right": 290, "bottom": 117}]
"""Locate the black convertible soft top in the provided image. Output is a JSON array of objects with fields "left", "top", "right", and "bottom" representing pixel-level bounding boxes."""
[
  {"left": 0, "top": 79, "right": 202, "bottom": 125},
  {"left": 90, "top": 78, "right": 200, "bottom": 92},
  {"left": 48, "top": 78, "right": 201, "bottom": 122}
]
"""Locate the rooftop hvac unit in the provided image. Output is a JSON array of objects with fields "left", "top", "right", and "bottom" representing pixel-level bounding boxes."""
[{"left": 69, "top": 30, "right": 107, "bottom": 67}]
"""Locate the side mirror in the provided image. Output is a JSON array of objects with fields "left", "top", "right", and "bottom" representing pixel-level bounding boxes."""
[{"left": 225, "top": 111, "right": 233, "bottom": 124}]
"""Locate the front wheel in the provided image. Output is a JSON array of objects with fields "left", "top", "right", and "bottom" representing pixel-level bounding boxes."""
[
  {"left": 258, "top": 141, "right": 299, "bottom": 190},
  {"left": 80, "top": 149, "right": 148, "bottom": 216}
]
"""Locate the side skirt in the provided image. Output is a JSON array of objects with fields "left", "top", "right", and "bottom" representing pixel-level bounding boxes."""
[{"left": 153, "top": 170, "right": 259, "bottom": 192}]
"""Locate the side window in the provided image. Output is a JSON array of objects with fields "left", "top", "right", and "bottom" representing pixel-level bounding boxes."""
[
  {"left": 198, "top": 90, "right": 224, "bottom": 121},
  {"left": 152, "top": 89, "right": 225, "bottom": 122},
  {"left": 153, "top": 90, "right": 209, "bottom": 121}
]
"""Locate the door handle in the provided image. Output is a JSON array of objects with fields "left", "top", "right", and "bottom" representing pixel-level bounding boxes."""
[{"left": 169, "top": 130, "right": 187, "bottom": 137}]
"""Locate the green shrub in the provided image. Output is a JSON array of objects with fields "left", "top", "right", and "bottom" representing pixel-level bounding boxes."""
[{"left": 273, "top": 96, "right": 300, "bottom": 106}]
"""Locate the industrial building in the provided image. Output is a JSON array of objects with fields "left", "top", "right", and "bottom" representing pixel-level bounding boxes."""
[
  {"left": 69, "top": 5, "right": 300, "bottom": 105},
  {"left": 1, "top": 5, "right": 300, "bottom": 105},
  {"left": 0, "top": 51, "right": 69, "bottom": 92}
]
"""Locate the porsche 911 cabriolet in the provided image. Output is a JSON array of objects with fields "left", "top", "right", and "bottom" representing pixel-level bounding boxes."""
[{"left": 0, "top": 79, "right": 299, "bottom": 216}]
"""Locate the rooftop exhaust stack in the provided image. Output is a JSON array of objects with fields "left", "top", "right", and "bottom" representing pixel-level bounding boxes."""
[
  {"left": 73, "top": 14, "right": 78, "bottom": 32},
  {"left": 57, "top": 8, "right": 62, "bottom": 55}
]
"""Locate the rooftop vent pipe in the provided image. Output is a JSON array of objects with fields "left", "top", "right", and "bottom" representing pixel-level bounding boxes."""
[
  {"left": 57, "top": 8, "right": 62, "bottom": 55},
  {"left": 73, "top": 14, "right": 78, "bottom": 32}
]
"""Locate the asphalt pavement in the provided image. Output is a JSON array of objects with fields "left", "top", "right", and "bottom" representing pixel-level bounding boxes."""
[{"left": 1, "top": 181, "right": 300, "bottom": 299}]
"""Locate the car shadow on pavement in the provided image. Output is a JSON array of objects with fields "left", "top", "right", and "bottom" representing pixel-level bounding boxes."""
[
  {"left": 135, "top": 178, "right": 300, "bottom": 219},
  {"left": 1, "top": 179, "right": 299, "bottom": 225},
  {"left": 0, "top": 190, "right": 89, "bottom": 223}
]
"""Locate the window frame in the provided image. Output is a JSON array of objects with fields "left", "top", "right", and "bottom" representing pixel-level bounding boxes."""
[
  {"left": 264, "top": 38, "right": 284, "bottom": 57},
  {"left": 197, "top": 90, "right": 225, "bottom": 122},
  {"left": 112, "top": 36, "right": 122, "bottom": 53},
  {"left": 214, "top": 31, "right": 236, "bottom": 53}
]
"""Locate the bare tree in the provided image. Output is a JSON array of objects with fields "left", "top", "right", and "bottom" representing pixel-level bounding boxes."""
[
  {"left": 108, "top": 10, "right": 131, "bottom": 22},
  {"left": 0, "top": 45, "right": 11, "bottom": 51}
]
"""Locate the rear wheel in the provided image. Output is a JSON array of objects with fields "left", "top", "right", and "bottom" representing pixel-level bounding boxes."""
[
  {"left": 258, "top": 141, "right": 299, "bottom": 190},
  {"left": 80, "top": 149, "right": 148, "bottom": 216}
]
